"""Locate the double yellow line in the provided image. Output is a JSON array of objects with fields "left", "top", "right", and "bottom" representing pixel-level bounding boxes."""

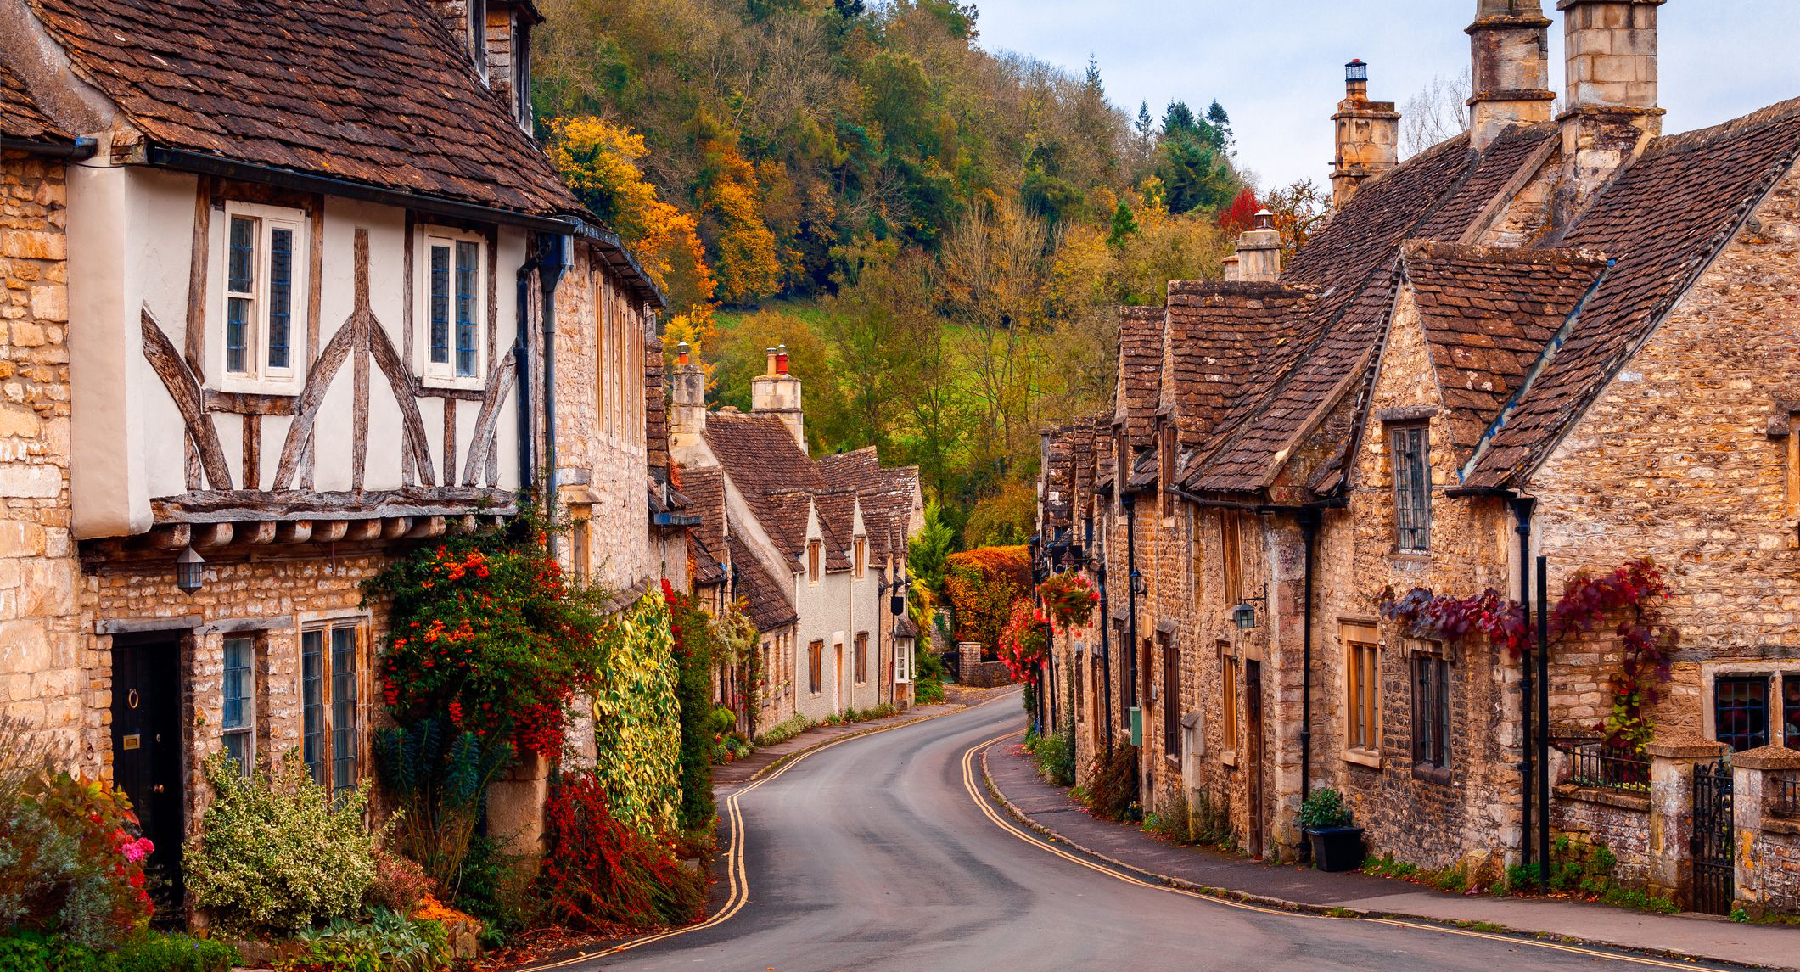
[{"left": 960, "top": 733, "right": 1725, "bottom": 971}]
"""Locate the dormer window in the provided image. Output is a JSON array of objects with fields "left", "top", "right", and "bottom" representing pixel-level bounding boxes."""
[
  {"left": 854, "top": 536, "right": 867, "bottom": 579},
  {"left": 808, "top": 539, "right": 823, "bottom": 585},
  {"left": 468, "top": 0, "right": 489, "bottom": 80},
  {"left": 212, "top": 202, "right": 308, "bottom": 394},
  {"left": 1389, "top": 423, "right": 1431, "bottom": 552}
]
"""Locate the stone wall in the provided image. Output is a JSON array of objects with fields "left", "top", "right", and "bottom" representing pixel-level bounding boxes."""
[
  {"left": 0, "top": 149, "right": 82, "bottom": 764},
  {"left": 1551, "top": 786, "right": 1654, "bottom": 889}
]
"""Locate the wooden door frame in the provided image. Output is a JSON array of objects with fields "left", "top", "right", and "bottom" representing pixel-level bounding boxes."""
[{"left": 1245, "top": 658, "right": 1266, "bottom": 859}]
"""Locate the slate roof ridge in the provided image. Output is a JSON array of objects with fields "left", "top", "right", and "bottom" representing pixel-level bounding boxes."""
[
  {"left": 1645, "top": 93, "right": 1800, "bottom": 156},
  {"left": 1400, "top": 239, "right": 1611, "bottom": 270}
]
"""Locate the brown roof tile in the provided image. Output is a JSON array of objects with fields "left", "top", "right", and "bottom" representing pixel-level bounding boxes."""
[
  {"left": 1114, "top": 306, "right": 1166, "bottom": 450},
  {"left": 29, "top": 0, "right": 576, "bottom": 215},
  {"left": 0, "top": 58, "right": 67, "bottom": 142},
  {"left": 728, "top": 533, "right": 798, "bottom": 631},
  {"left": 681, "top": 466, "right": 726, "bottom": 586}
]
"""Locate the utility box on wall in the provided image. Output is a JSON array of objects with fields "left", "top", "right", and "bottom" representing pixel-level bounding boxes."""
[{"left": 1129, "top": 706, "right": 1142, "bottom": 747}]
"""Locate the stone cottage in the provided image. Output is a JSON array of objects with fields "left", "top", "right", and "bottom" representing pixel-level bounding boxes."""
[
  {"left": 0, "top": 0, "right": 679, "bottom": 911},
  {"left": 671, "top": 345, "right": 923, "bottom": 731},
  {"left": 1039, "top": 0, "right": 1800, "bottom": 915}
]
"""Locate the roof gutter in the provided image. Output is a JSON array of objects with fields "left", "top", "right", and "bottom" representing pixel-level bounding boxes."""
[
  {"left": 144, "top": 146, "right": 575, "bottom": 234},
  {"left": 1168, "top": 484, "right": 1349, "bottom": 515},
  {"left": 5, "top": 135, "right": 96, "bottom": 160}
]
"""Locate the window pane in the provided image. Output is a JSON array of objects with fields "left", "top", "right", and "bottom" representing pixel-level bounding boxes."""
[
  {"left": 430, "top": 245, "right": 451, "bottom": 365},
  {"left": 227, "top": 216, "right": 256, "bottom": 294},
  {"left": 226, "top": 297, "right": 250, "bottom": 375},
  {"left": 223, "top": 732, "right": 249, "bottom": 776},
  {"left": 222, "top": 639, "right": 251, "bottom": 730},
  {"left": 1715, "top": 676, "right": 1770, "bottom": 752},
  {"left": 331, "top": 627, "right": 358, "bottom": 791},
  {"left": 1785, "top": 675, "right": 1800, "bottom": 751},
  {"left": 455, "top": 241, "right": 479, "bottom": 377},
  {"left": 268, "top": 227, "right": 293, "bottom": 370},
  {"left": 302, "top": 630, "right": 325, "bottom": 784}
]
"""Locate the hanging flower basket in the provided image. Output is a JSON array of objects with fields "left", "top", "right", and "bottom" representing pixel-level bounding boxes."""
[
  {"left": 1037, "top": 570, "right": 1099, "bottom": 633},
  {"left": 996, "top": 600, "right": 1049, "bottom": 683}
]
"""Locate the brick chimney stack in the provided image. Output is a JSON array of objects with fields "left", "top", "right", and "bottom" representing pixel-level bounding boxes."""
[
  {"left": 1467, "top": 0, "right": 1556, "bottom": 150},
  {"left": 1556, "top": 0, "right": 1665, "bottom": 216},
  {"left": 1331, "top": 60, "right": 1401, "bottom": 210},
  {"left": 669, "top": 341, "right": 707, "bottom": 449},
  {"left": 1234, "top": 210, "right": 1283, "bottom": 283},
  {"left": 752, "top": 344, "right": 807, "bottom": 454}
]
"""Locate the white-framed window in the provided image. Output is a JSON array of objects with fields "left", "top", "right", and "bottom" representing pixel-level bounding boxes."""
[
  {"left": 221, "top": 637, "right": 256, "bottom": 775},
  {"left": 302, "top": 621, "right": 366, "bottom": 795},
  {"left": 895, "top": 638, "right": 913, "bottom": 685},
  {"left": 213, "top": 202, "right": 308, "bottom": 393},
  {"left": 416, "top": 227, "right": 487, "bottom": 389}
]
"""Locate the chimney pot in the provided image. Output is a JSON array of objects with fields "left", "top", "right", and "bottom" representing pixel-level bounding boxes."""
[
  {"left": 776, "top": 344, "right": 790, "bottom": 376},
  {"left": 1331, "top": 59, "right": 1400, "bottom": 209},
  {"left": 677, "top": 341, "right": 691, "bottom": 366},
  {"left": 1254, "top": 208, "right": 1275, "bottom": 231},
  {"left": 765, "top": 346, "right": 779, "bottom": 376}
]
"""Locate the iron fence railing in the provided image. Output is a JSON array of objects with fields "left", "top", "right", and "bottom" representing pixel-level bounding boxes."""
[
  {"left": 1555, "top": 738, "right": 1651, "bottom": 793},
  {"left": 1772, "top": 773, "right": 1800, "bottom": 820}
]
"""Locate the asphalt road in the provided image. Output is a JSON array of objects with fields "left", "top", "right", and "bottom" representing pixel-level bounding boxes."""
[{"left": 546, "top": 695, "right": 1739, "bottom": 972}]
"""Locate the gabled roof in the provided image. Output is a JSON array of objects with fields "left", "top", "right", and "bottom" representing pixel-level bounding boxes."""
[
  {"left": 728, "top": 533, "right": 798, "bottom": 632},
  {"left": 0, "top": 58, "right": 67, "bottom": 142},
  {"left": 1183, "top": 125, "right": 1563, "bottom": 493},
  {"left": 1400, "top": 242, "right": 1609, "bottom": 461},
  {"left": 703, "top": 411, "right": 819, "bottom": 565},
  {"left": 818, "top": 448, "right": 919, "bottom": 567},
  {"left": 26, "top": 0, "right": 577, "bottom": 216},
  {"left": 1160, "top": 281, "right": 1317, "bottom": 454},
  {"left": 681, "top": 467, "right": 726, "bottom": 587},
  {"left": 1465, "top": 97, "right": 1800, "bottom": 488},
  {"left": 1113, "top": 306, "right": 1166, "bottom": 449}
]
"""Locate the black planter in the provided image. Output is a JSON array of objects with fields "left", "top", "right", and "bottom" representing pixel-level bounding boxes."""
[{"left": 1306, "top": 826, "right": 1366, "bottom": 872}]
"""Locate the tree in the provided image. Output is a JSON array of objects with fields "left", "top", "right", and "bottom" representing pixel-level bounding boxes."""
[
  {"left": 1402, "top": 69, "right": 1472, "bottom": 158},
  {"left": 1206, "top": 100, "right": 1234, "bottom": 153},
  {"left": 1262, "top": 179, "right": 1331, "bottom": 259}
]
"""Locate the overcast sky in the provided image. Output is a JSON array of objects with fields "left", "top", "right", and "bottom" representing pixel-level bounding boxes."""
[{"left": 967, "top": 0, "right": 1800, "bottom": 191}]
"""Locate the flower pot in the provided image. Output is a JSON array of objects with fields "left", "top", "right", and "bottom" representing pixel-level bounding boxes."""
[{"left": 1306, "top": 825, "right": 1366, "bottom": 872}]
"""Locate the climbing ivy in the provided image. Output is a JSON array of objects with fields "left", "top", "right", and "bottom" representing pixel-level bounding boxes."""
[{"left": 591, "top": 591, "right": 681, "bottom": 834}]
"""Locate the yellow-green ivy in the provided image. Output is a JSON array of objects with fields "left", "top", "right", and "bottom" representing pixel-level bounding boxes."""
[{"left": 591, "top": 592, "right": 680, "bottom": 833}]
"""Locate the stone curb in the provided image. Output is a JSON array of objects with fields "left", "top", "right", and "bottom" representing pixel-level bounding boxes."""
[
  {"left": 736, "top": 693, "right": 1012, "bottom": 788},
  {"left": 976, "top": 743, "right": 1778, "bottom": 972}
]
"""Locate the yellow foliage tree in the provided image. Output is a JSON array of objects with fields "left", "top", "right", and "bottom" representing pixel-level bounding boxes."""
[{"left": 694, "top": 114, "right": 782, "bottom": 305}]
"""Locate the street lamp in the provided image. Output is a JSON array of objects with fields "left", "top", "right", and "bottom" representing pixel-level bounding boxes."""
[
  {"left": 887, "top": 570, "right": 909, "bottom": 617},
  {"left": 1233, "top": 584, "right": 1268, "bottom": 630}
]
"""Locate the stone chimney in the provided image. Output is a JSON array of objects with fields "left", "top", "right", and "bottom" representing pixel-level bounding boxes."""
[
  {"left": 1234, "top": 210, "right": 1283, "bottom": 283},
  {"left": 670, "top": 341, "right": 707, "bottom": 449},
  {"left": 1557, "top": 0, "right": 1665, "bottom": 212},
  {"left": 1331, "top": 60, "right": 1401, "bottom": 210},
  {"left": 1467, "top": 0, "right": 1557, "bottom": 150},
  {"left": 751, "top": 345, "right": 807, "bottom": 455}
]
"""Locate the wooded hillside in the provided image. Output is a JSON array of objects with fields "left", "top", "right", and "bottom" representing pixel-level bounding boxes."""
[{"left": 536, "top": 0, "right": 1324, "bottom": 542}]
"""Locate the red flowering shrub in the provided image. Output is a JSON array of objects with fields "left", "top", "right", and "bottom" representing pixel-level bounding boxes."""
[
  {"left": 0, "top": 772, "right": 154, "bottom": 947},
  {"left": 995, "top": 600, "right": 1048, "bottom": 683},
  {"left": 365, "top": 520, "right": 612, "bottom": 761},
  {"left": 1037, "top": 570, "right": 1099, "bottom": 632},
  {"left": 539, "top": 772, "right": 706, "bottom": 932},
  {"left": 945, "top": 546, "right": 1030, "bottom": 654}
]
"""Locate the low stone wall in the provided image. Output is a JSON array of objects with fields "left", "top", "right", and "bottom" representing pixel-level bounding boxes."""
[
  {"left": 1551, "top": 785, "right": 1653, "bottom": 889},
  {"left": 1752, "top": 821, "right": 1800, "bottom": 913},
  {"left": 958, "top": 658, "right": 1014, "bottom": 689}
]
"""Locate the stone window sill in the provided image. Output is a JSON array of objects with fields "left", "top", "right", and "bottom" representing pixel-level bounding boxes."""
[
  {"left": 1388, "top": 551, "right": 1433, "bottom": 564},
  {"left": 1219, "top": 749, "right": 1237, "bottom": 768},
  {"left": 1412, "top": 763, "right": 1453, "bottom": 785},
  {"left": 1342, "top": 748, "right": 1382, "bottom": 770},
  {"left": 1765, "top": 818, "right": 1800, "bottom": 837}
]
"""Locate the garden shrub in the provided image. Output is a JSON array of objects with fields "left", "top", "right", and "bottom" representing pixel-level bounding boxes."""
[
  {"left": 753, "top": 714, "right": 811, "bottom": 747},
  {"left": 0, "top": 931, "right": 236, "bottom": 972},
  {"left": 373, "top": 716, "right": 510, "bottom": 897},
  {"left": 1028, "top": 722, "right": 1076, "bottom": 787},
  {"left": 538, "top": 772, "right": 705, "bottom": 932},
  {"left": 366, "top": 845, "right": 435, "bottom": 915},
  {"left": 591, "top": 591, "right": 682, "bottom": 833},
  {"left": 913, "top": 649, "right": 947, "bottom": 703},
  {"left": 944, "top": 546, "right": 1030, "bottom": 652},
  {"left": 0, "top": 771, "right": 153, "bottom": 947},
  {"left": 1082, "top": 744, "right": 1141, "bottom": 822},
  {"left": 186, "top": 750, "right": 378, "bottom": 935},
  {"left": 665, "top": 583, "right": 719, "bottom": 833},
  {"left": 1144, "top": 791, "right": 1195, "bottom": 846},
  {"left": 1298, "top": 787, "right": 1352, "bottom": 831},
  {"left": 448, "top": 833, "right": 534, "bottom": 942},
  {"left": 281, "top": 909, "right": 450, "bottom": 972}
]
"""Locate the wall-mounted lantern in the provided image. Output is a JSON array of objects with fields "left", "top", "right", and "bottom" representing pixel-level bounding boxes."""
[
  {"left": 1233, "top": 584, "right": 1268, "bottom": 630},
  {"left": 176, "top": 546, "right": 206, "bottom": 594}
]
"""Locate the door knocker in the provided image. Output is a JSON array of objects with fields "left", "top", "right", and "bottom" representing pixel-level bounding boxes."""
[{"left": 127, "top": 689, "right": 140, "bottom": 710}]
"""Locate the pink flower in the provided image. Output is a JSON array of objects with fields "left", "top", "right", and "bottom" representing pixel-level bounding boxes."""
[{"left": 121, "top": 837, "right": 153, "bottom": 864}]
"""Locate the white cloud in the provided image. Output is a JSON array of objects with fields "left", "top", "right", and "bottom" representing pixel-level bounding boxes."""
[{"left": 971, "top": 0, "right": 1800, "bottom": 191}]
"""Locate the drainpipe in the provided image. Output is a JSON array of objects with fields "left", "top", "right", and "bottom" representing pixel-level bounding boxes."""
[
  {"left": 1097, "top": 548, "right": 1115, "bottom": 758},
  {"left": 1536, "top": 553, "right": 1551, "bottom": 885},
  {"left": 1123, "top": 491, "right": 1140, "bottom": 736},
  {"left": 1298, "top": 508, "right": 1320, "bottom": 815},
  {"left": 513, "top": 269, "right": 536, "bottom": 492},
  {"left": 1510, "top": 495, "right": 1536, "bottom": 872},
  {"left": 537, "top": 234, "right": 569, "bottom": 558}
]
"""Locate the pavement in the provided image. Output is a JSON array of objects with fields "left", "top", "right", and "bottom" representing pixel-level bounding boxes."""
[
  {"left": 983, "top": 723, "right": 1800, "bottom": 972},
  {"left": 512, "top": 689, "right": 1783, "bottom": 972}
]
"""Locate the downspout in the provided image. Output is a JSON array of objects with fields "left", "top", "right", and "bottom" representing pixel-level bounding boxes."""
[
  {"left": 513, "top": 267, "right": 536, "bottom": 493},
  {"left": 1510, "top": 495, "right": 1536, "bottom": 872},
  {"left": 1097, "top": 547, "right": 1115, "bottom": 758},
  {"left": 1298, "top": 508, "right": 1320, "bottom": 814},
  {"left": 1123, "top": 491, "right": 1140, "bottom": 736},
  {"left": 537, "top": 234, "right": 569, "bottom": 558}
]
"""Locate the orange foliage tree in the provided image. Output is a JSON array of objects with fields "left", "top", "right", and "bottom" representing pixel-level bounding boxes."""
[
  {"left": 945, "top": 546, "right": 1031, "bottom": 656},
  {"left": 694, "top": 111, "right": 782, "bottom": 306}
]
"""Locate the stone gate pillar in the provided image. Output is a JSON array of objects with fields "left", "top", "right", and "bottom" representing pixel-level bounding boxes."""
[
  {"left": 1645, "top": 736, "right": 1728, "bottom": 905},
  {"left": 1732, "top": 746, "right": 1800, "bottom": 917}
]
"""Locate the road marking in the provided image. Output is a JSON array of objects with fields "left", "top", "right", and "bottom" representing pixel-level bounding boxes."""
[
  {"left": 512, "top": 709, "right": 975, "bottom": 971},
  {"left": 961, "top": 733, "right": 1733, "bottom": 972}
]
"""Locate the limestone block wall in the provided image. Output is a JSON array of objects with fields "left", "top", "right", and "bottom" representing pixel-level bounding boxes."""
[
  {"left": 1531, "top": 156, "right": 1800, "bottom": 746},
  {"left": 1550, "top": 787, "right": 1654, "bottom": 889},
  {"left": 0, "top": 150, "right": 83, "bottom": 763}
]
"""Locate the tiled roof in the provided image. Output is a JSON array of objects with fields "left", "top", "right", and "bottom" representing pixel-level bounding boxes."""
[
  {"left": 1113, "top": 307, "right": 1166, "bottom": 449},
  {"left": 1465, "top": 98, "right": 1800, "bottom": 488},
  {"left": 703, "top": 411, "right": 819, "bottom": 563},
  {"left": 818, "top": 448, "right": 918, "bottom": 568},
  {"left": 1042, "top": 429, "right": 1074, "bottom": 532},
  {"left": 1401, "top": 242, "right": 1609, "bottom": 461},
  {"left": 27, "top": 0, "right": 577, "bottom": 215},
  {"left": 1184, "top": 128, "right": 1560, "bottom": 493},
  {"left": 681, "top": 467, "right": 726, "bottom": 586},
  {"left": 0, "top": 58, "right": 67, "bottom": 142},
  {"left": 728, "top": 533, "right": 798, "bottom": 632},
  {"left": 1160, "top": 282, "right": 1317, "bottom": 455}
]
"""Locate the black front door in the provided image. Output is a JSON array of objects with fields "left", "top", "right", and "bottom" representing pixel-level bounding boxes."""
[{"left": 111, "top": 636, "right": 184, "bottom": 915}]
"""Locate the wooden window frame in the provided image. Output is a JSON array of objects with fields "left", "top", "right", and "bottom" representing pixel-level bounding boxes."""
[
  {"left": 416, "top": 226, "right": 487, "bottom": 390},
  {"left": 853, "top": 537, "right": 867, "bottom": 579},
  {"left": 1189, "top": 508, "right": 1204, "bottom": 610},
  {"left": 221, "top": 636, "right": 256, "bottom": 775},
  {"left": 1343, "top": 624, "right": 1382, "bottom": 764},
  {"left": 1390, "top": 422, "right": 1432, "bottom": 553},
  {"left": 1220, "top": 511, "right": 1243, "bottom": 607},
  {"left": 571, "top": 515, "right": 592, "bottom": 584},
  {"left": 213, "top": 202, "right": 308, "bottom": 394},
  {"left": 1411, "top": 648, "right": 1451, "bottom": 780},
  {"left": 1161, "top": 631, "right": 1180, "bottom": 761},
  {"left": 1075, "top": 653, "right": 1086, "bottom": 722},
  {"left": 1220, "top": 643, "right": 1238, "bottom": 762},
  {"left": 807, "top": 539, "right": 823, "bottom": 586},
  {"left": 808, "top": 640, "right": 824, "bottom": 696},
  {"left": 854, "top": 632, "right": 868, "bottom": 685},
  {"left": 302, "top": 620, "right": 369, "bottom": 796}
]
